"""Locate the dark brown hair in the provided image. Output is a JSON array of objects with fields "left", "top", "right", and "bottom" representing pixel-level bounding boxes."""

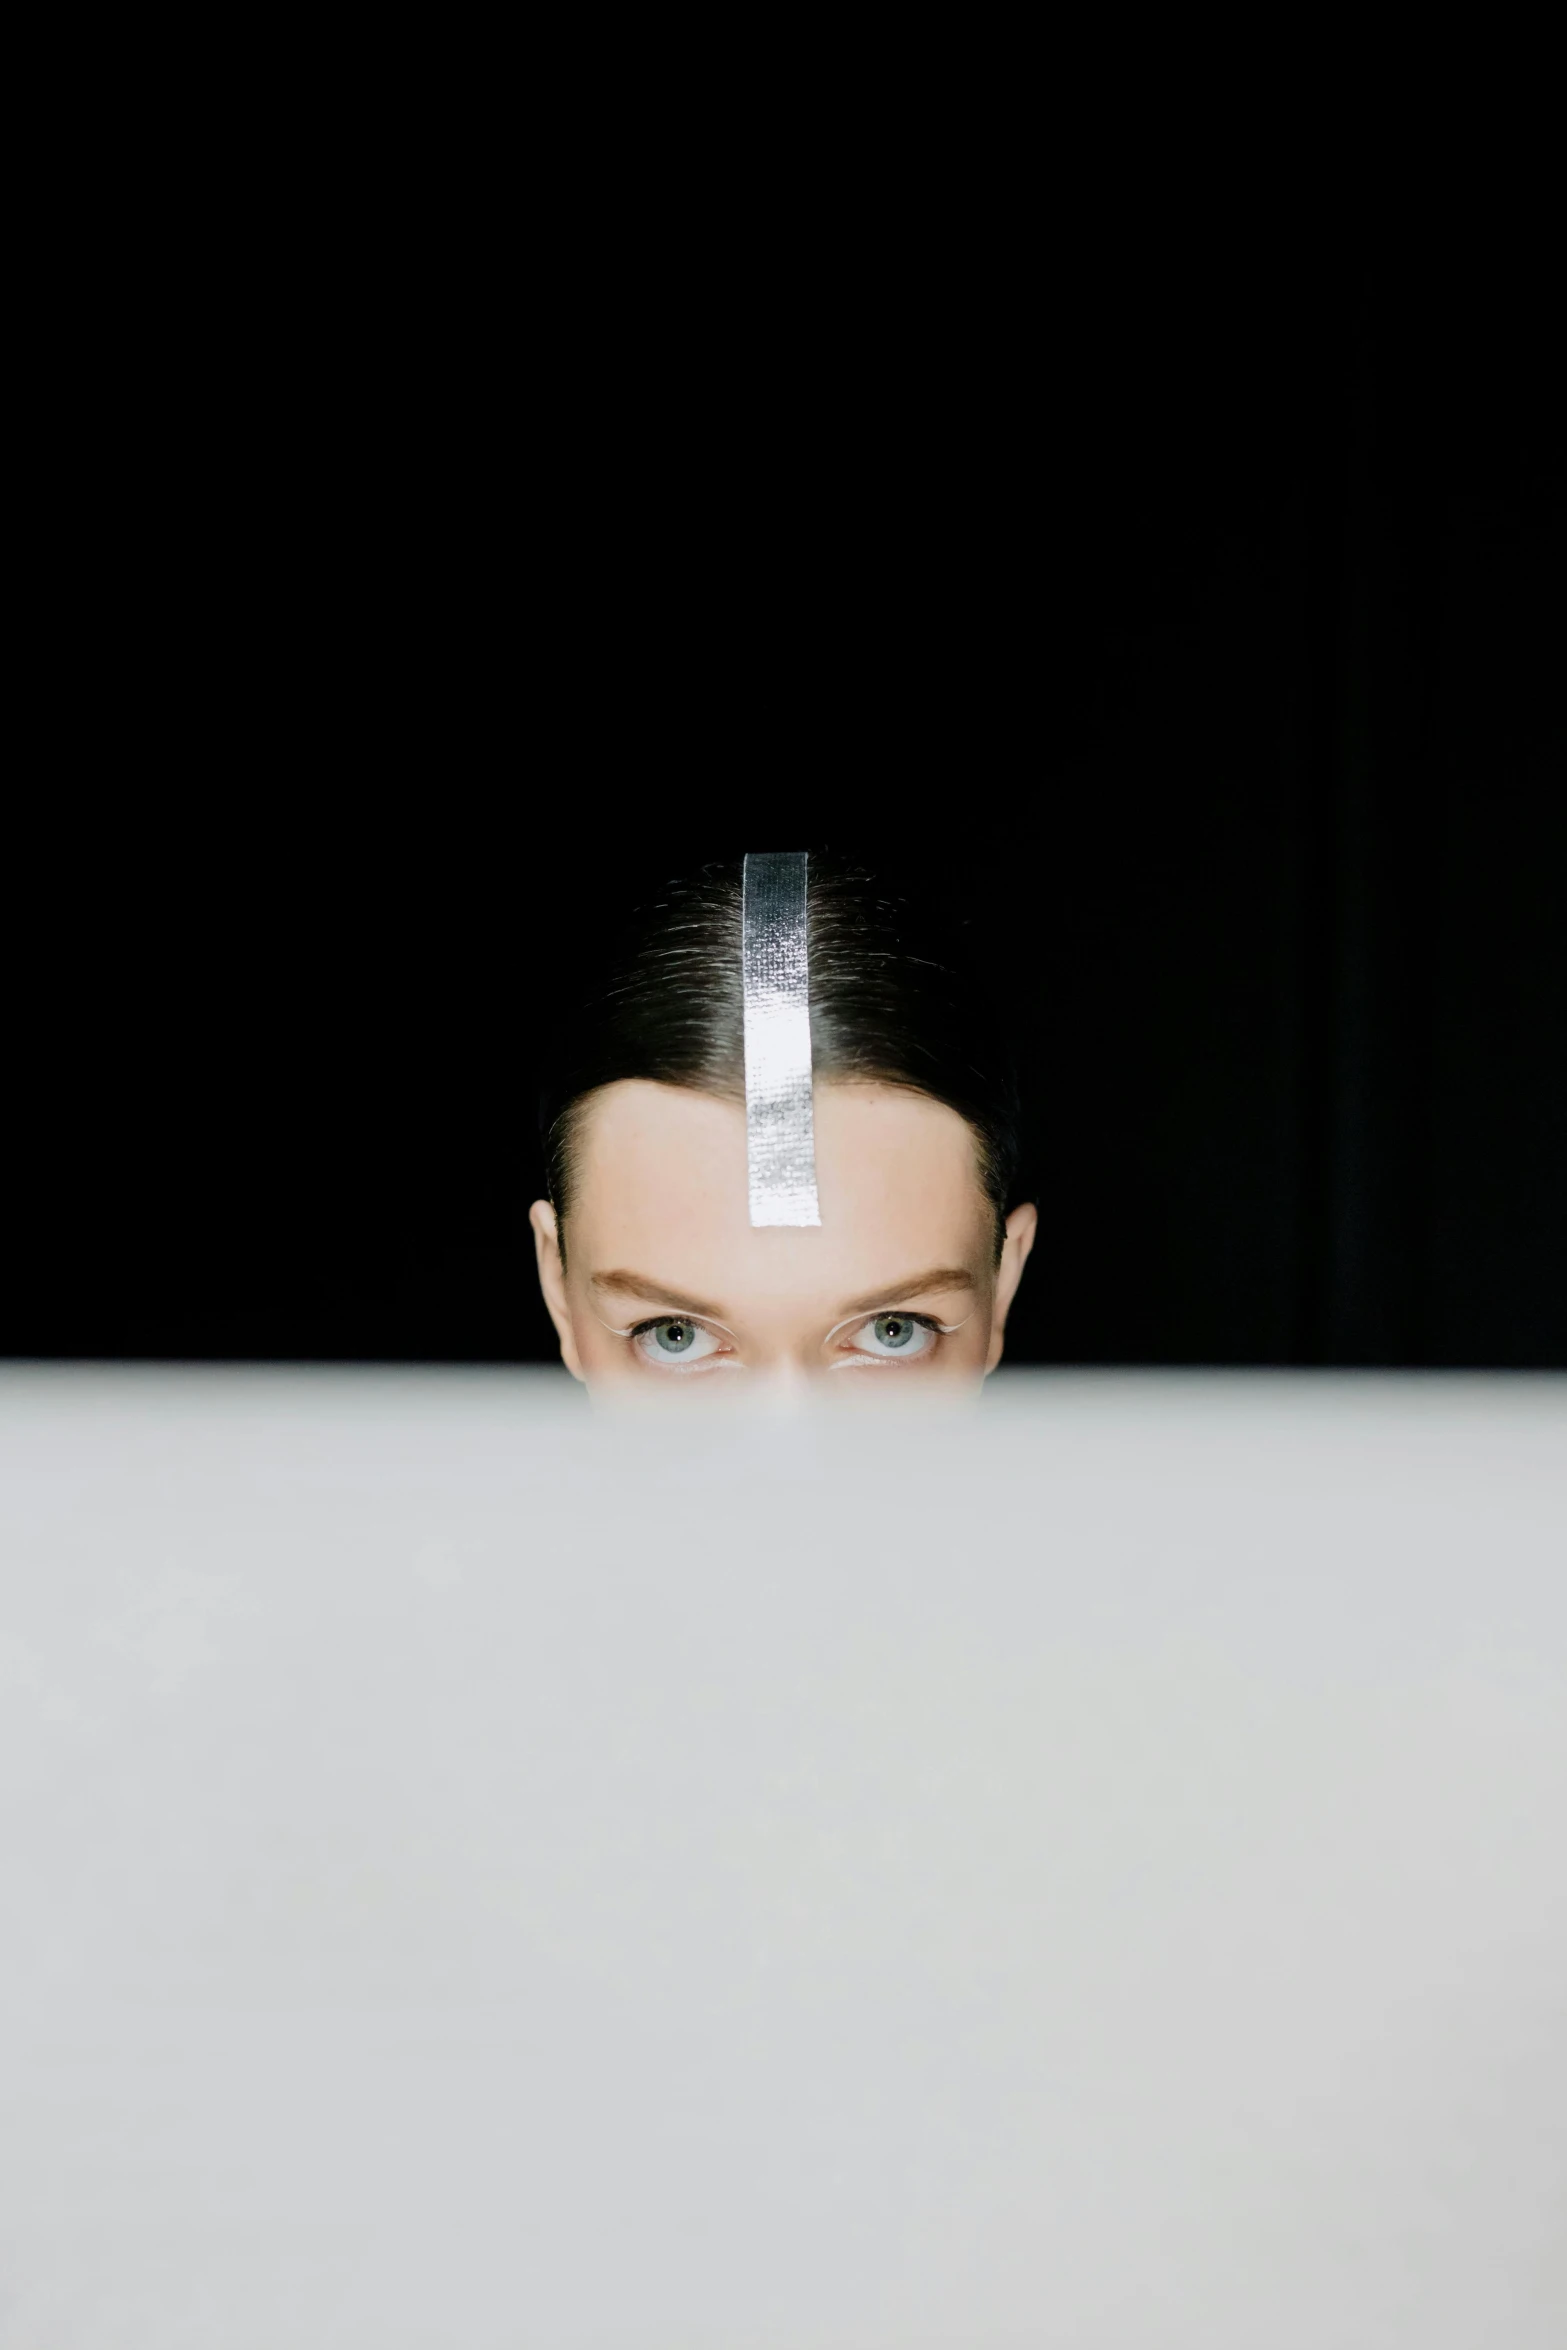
[{"left": 540, "top": 853, "right": 1024, "bottom": 1258}]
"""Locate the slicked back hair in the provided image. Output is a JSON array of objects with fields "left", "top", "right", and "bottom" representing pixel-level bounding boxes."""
[{"left": 539, "top": 853, "right": 1023, "bottom": 1264}]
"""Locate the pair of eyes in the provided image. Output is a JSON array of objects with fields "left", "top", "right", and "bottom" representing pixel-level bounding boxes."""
[{"left": 630, "top": 1309, "right": 945, "bottom": 1369}]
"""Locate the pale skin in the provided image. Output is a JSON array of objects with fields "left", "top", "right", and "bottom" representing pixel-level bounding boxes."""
[{"left": 530, "top": 1079, "right": 1037, "bottom": 1397}]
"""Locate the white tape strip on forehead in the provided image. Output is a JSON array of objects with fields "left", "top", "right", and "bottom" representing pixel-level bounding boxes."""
[{"left": 742, "top": 850, "right": 821, "bottom": 1227}]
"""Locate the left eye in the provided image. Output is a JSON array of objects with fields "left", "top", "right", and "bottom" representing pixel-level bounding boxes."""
[
  {"left": 631, "top": 1316, "right": 724, "bottom": 1366},
  {"left": 843, "top": 1312, "right": 938, "bottom": 1360}
]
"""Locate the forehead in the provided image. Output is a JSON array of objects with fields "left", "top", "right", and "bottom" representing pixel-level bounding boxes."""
[{"left": 568, "top": 1080, "right": 992, "bottom": 1306}]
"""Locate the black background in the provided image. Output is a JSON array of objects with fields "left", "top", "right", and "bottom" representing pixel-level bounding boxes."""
[{"left": 8, "top": 165, "right": 1563, "bottom": 1368}]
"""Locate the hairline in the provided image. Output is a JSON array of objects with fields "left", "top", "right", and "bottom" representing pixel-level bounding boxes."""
[{"left": 549, "top": 1074, "right": 1008, "bottom": 1273}]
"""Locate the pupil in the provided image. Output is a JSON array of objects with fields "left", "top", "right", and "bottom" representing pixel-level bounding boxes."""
[
  {"left": 880, "top": 1316, "right": 910, "bottom": 1346},
  {"left": 664, "top": 1322, "right": 690, "bottom": 1348}
]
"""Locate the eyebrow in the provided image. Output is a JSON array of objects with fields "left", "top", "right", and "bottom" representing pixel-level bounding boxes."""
[
  {"left": 589, "top": 1265, "right": 979, "bottom": 1324},
  {"left": 835, "top": 1268, "right": 978, "bottom": 1317},
  {"left": 591, "top": 1270, "right": 729, "bottom": 1319}
]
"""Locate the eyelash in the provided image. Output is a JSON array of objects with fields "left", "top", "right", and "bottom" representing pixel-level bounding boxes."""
[
  {"left": 831, "top": 1310, "right": 946, "bottom": 1364},
  {"left": 627, "top": 1315, "right": 735, "bottom": 1368},
  {"left": 848, "top": 1311, "right": 942, "bottom": 1343},
  {"left": 625, "top": 1310, "right": 949, "bottom": 1363}
]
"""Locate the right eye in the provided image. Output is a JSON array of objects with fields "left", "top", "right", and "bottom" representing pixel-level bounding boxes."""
[{"left": 630, "top": 1316, "right": 725, "bottom": 1368}]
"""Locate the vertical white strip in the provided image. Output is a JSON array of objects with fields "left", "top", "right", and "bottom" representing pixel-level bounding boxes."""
[{"left": 742, "top": 851, "right": 821, "bottom": 1227}]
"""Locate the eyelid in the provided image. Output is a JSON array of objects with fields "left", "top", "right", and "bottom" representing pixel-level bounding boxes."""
[
  {"left": 593, "top": 1309, "right": 739, "bottom": 1342},
  {"left": 821, "top": 1306, "right": 973, "bottom": 1350},
  {"left": 593, "top": 1306, "right": 973, "bottom": 1354},
  {"left": 629, "top": 1313, "right": 734, "bottom": 1343}
]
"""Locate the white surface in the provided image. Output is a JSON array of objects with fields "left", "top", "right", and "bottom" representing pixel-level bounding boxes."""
[{"left": 1, "top": 1368, "right": 1564, "bottom": 2348}]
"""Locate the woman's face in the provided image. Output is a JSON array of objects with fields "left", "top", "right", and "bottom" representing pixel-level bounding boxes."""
[{"left": 531, "top": 1080, "right": 1036, "bottom": 1397}]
